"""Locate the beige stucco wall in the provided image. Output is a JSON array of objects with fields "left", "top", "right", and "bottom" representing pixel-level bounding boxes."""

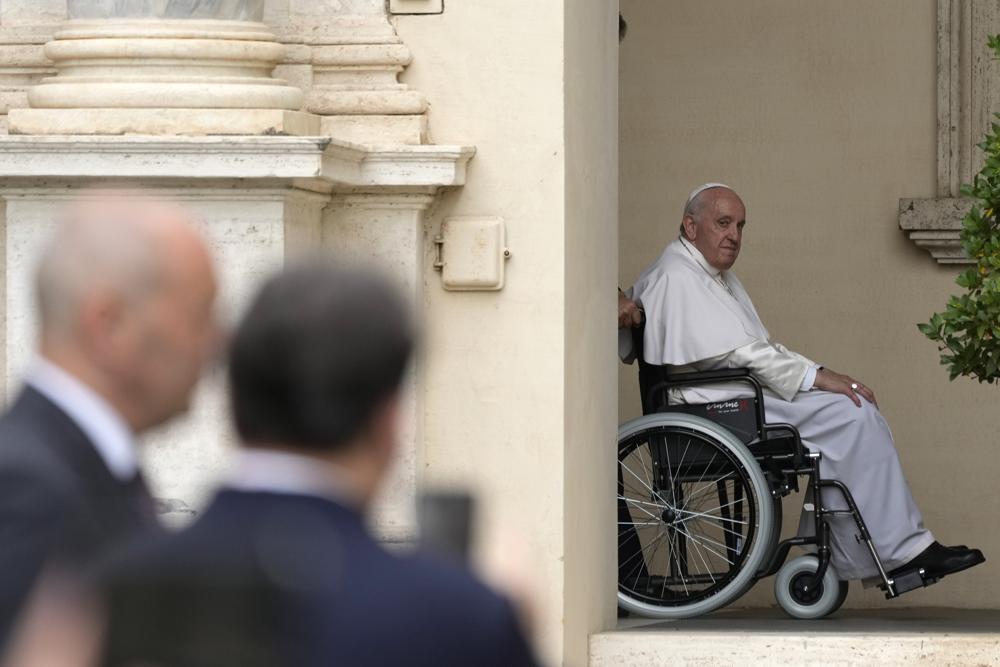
[
  {"left": 398, "top": 1, "right": 618, "bottom": 664},
  {"left": 563, "top": 2, "right": 619, "bottom": 665},
  {"left": 619, "top": 0, "right": 998, "bottom": 609}
]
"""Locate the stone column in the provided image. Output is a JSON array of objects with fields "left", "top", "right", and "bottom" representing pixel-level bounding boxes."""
[
  {"left": 267, "top": 0, "right": 428, "bottom": 144},
  {"left": 8, "top": 0, "right": 318, "bottom": 135}
]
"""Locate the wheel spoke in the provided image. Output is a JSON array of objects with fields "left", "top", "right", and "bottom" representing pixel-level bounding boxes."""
[
  {"left": 670, "top": 437, "right": 693, "bottom": 504},
  {"left": 674, "top": 524, "right": 734, "bottom": 566},
  {"left": 618, "top": 520, "right": 662, "bottom": 527},
  {"left": 638, "top": 447, "right": 655, "bottom": 499},
  {"left": 637, "top": 526, "right": 668, "bottom": 591},
  {"left": 620, "top": 458, "right": 672, "bottom": 507},
  {"left": 618, "top": 497, "right": 661, "bottom": 521},
  {"left": 663, "top": 526, "right": 690, "bottom": 597},
  {"left": 686, "top": 515, "right": 749, "bottom": 542},
  {"left": 619, "top": 529, "right": 668, "bottom": 583},
  {"left": 619, "top": 526, "right": 669, "bottom": 569},
  {"left": 683, "top": 525, "right": 718, "bottom": 586},
  {"left": 674, "top": 522, "right": 734, "bottom": 554},
  {"left": 621, "top": 496, "right": 669, "bottom": 511},
  {"left": 676, "top": 500, "right": 750, "bottom": 525},
  {"left": 682, "top": 471, "right": 736, "bottom": 509},
  {"left": 685, "top": 448, "right": 720, "bottom": 507}
]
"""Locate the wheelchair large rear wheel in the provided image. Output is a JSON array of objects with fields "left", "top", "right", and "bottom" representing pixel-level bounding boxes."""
[{"left": 618, "top": 412, "right": 774, "bottom": 618}]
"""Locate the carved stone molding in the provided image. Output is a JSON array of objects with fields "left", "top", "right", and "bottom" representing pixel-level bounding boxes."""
[
  {"left": 264, "top": 1, "right": 429, "bottom": 144},
  {"left": 899, "top": 0, "right": 999, "bottom": 264},
  {"left": 0, "top": 135, "right": 473, "bottom": 187},
  {"left": 8, "top": 4, "right": 315, "bottom": 136},
  {"left": 0, "top": 0, "right": 431, "bottom": 143},
  {"left": 899, "top": 197, "right": 972, "bottom": 264}
]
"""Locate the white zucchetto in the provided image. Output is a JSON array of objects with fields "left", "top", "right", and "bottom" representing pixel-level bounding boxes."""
[{"left": 685, "top": 182, "right": 733, "bottom": 206}]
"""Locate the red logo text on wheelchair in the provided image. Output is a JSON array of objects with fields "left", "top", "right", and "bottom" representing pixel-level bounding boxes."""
[{"left": 705, "top": 399, "right": 750, "bottom": 415}]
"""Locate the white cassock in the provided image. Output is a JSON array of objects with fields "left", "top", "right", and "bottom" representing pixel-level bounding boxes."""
[{"left": 620, "top": 237, "right": 933, "bottom": 580}]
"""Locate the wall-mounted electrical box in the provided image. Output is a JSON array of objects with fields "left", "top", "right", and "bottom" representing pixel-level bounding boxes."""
[{"left": 434, "top": 216, "right": 509, "bottom": 291}]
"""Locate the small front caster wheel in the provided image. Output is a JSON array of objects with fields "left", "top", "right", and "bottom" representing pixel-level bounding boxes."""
[{"left": 774, "top": 555, "right": 849, "bottom": 619}]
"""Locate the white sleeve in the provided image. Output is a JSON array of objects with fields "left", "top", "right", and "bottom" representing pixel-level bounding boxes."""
[
  {"left": 772, "top": 342, "right": 816, "bottom": 368},
  {"left": 723, "top": 340, "right": 814, "bottom": 402},
  {"left": 771, "top": 342, "right": 819, "bottom": 391},
  {"left": 799, "top": 365, "right": 818, "bottom": 392}
]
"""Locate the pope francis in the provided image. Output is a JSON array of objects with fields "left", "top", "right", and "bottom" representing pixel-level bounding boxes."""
[{"left": 619, "top": 183, "right": 984, "bottom": 583}]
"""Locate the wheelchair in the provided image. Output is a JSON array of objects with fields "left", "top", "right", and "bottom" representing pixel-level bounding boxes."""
[{"left": 618, "top": 326, "right": 938, "bottom": 619}]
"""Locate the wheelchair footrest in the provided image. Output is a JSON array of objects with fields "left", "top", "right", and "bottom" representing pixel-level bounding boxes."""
[{"left": 882, "top": 568, "right": 937, "bottom": 599}]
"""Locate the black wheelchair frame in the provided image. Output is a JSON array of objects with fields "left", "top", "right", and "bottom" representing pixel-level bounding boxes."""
[{"left": 619, "top": 326, "right": 935, "bottom": 618}]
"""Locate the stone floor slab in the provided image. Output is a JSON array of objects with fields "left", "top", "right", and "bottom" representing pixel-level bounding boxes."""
[{"left": 591, "top": 608, "right": 1000, "bottom": 666}]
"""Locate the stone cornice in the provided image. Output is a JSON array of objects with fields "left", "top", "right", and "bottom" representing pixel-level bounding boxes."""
[
  {"left": 0, "top": 135, "right": 474, "bottom": 188},
  {"left": 898, "top": 196, "right": 972, "bottom": 264}
]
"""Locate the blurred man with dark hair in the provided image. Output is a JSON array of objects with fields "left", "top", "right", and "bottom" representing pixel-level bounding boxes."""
[
  {"left": 0, "top": 196, "right": 219, "bottom": 649},
  {"left": 99, "top": 263, "right": 538, "bottom": 667}
]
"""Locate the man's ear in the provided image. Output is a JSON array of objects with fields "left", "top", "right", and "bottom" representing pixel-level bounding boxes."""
[
  {"left": 682, "top": 215, "right": 697, "bottom": 240},
  {"left": 78, "top": 292, "right": 128, "bottom": 364}
]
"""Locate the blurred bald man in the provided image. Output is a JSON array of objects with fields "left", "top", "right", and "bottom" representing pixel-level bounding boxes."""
[{"left": 0, "top": 194, "right": 219, "bottom": 646}]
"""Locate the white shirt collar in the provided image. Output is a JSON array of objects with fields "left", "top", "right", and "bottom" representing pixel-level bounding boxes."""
[
  {"left": 226, "top": 448, "right": 359, "bottom": 507},
  {"left": 26, "top": 357, "right": 138, "bottom": 481},
  {"left": 679, "top": 236, "right": 723, "bottom": 277}
]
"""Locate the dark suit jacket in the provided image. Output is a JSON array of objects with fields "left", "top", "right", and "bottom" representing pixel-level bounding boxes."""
[
  {"left": 100, "top": 489, "right": 538, "bottom": 667},
  {"left": 0, "top": 386, "right": 158, "bottom": 646}
]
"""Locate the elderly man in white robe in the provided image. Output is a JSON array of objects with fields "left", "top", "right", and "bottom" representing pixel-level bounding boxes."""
[{"left": 619, "top": 183, "right": 984, "bottom": 583}]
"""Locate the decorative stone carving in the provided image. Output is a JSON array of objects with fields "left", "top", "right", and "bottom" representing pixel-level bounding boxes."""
[
  {"left": 899, "top": 0, "right": 1000, "bottom": 264},
  {"left": 0, "top": 136, "right": 473, "bottom": 185},
  {"left": 899, "top": 197, "right": 972, "bottom": 263},
  {"left": 8, "top": 0, "right": 317, "bottom": 135}
]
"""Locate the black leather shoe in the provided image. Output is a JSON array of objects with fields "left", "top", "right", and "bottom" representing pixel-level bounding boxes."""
[{"left": 890, "top": 541, "right": 985, "bottom": 580}]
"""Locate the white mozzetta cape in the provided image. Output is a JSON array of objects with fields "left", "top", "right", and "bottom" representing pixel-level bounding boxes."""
[
  {"left": 631, "top": 238, "right": 768, "bottom": 364},
  {"left": 621, "top": 238, "right": 814, "bottom": 402}
]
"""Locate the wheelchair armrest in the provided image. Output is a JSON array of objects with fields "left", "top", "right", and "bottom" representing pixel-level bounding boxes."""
[{"left": 660, "top": 367, "right": 753, "bottom": 385}]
